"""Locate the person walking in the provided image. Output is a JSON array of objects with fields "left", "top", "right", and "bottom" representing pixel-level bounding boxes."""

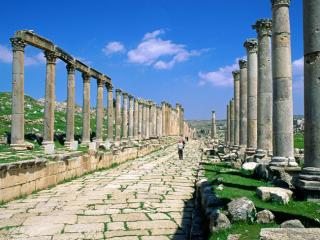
[{"left": 178, "top": 139, "right": 184, "bottom": 160}]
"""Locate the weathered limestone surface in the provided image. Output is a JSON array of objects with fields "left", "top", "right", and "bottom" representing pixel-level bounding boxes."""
[
  {"left": 230, "top": 99, "right": 235, "bottom": 146},
  {"left": 270, "top": 0, "right": 296, "bottom": 167},
  {"left": 227, "top": 103, "right": 231, "bottom": 145},
  {"left": 115, "top": 89, "right": 122, "bottom": 141},
  {"left": 233, "top": 71, "right": 240, "bottom": 147},
  {"left": 65, "top": 64, "right": 76, "bottom": 147},
  {"left": 128, "top": 95, "right": 134, "bottom": 139},
  {"left": 211, "top": 110, "right": 216, "bottom": 139},
  {"left": 239, "top": 59, "right": 248, "bottom": 148},
  {"left": 122, "top": 93, "right": 129, "bottom": 139},
  {"left": 107, "top": 84, "right": 114, "bottom": 140},
  {"left": 0, "top": 140, "right": 201, "bottom": 239},
  {"left": 95, "top": 79, "right": 104, "bottom": 143},
  {"left": 82, "top": 73, "right": 91, "bottom": 145},
  {"left": 244, "top": 39, "right": 258, "bottom": 155},
  {"left": 259, "top": 228, "right": 320, "bottom": 240},
  {"left": 253, "top": 19, "right": 273, "bottom": 156},
  {"left": 297, "top": 0, "right": 320, "bottom": 198},
  {"left": 133, "top": 98, "right": 139, "bottom": 139}
]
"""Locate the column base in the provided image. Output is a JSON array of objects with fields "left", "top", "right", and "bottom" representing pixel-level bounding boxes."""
[
  {"left": 64, "top": 141, "right": 78, "bottom": 151},
  {"left": 80, "top": 141, "right": 91, "bottom": 147},
  {"left": 10, "top": 143, "right": 29, "bottom": 151},
  {"left": 245, "top": 147, "right": 256, "bottom": 156},
  {"left": 269, "top": 156, "right": 298, "bottom": 167},
  {"left": 296, "top": 167, "right": 320, "bottom": 201}
]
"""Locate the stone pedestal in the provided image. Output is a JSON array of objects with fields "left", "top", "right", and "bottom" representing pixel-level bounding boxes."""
[
  {"left": 10, "top": 38, "right": 27, "bottom": 150},
  {"left": 107, "top": 84, "right": 114, "bottom": 141},
  {"left": 65, "top": 64, "right": 76, "bottom": 147},
  {"left": 270, "top": 0, "right": 297, "bottom": 167},
  {"left": 43, "top": 50, "right": 57, "bottom": 146},
  {"left": 239, "top": 59, "right": 248, "bottom": 150},
  {"left": 81, "top": 73, "right": 91, "bottom": 145},
  {"left": 253, "top": 19, "right": 273, "bottom": 159},
  {"left": 297, "top": 0, "right": 320, "bottom": 200},
  {"left": 244, "top": 39, "right": 258, "bottom": 156}
]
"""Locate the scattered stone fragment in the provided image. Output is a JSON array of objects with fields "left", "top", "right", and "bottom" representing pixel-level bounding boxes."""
[
  {"left": 280, "top": 219, "right": 305, "bottom": 228},
  {"left": 256, "top": 210, "right": 275, "bottom": 224},
  {"left": 209, "top": 211, "right": 231, "bottom": 232},
  {"left": 227, "top": 197, "right": 256, "bottom": 222}
]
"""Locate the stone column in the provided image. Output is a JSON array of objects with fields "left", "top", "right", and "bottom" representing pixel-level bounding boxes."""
[
  {"left": 244, "top": 39, "right": 258, "bottom": 155},
  {"left": 180, "top": 107, "right": 185, "bottom": 137},
  {"left": 298, "top": 0, "right": 320, "bottom": 198},
  {"left": 106, "top": 84, "right": 114, "bottom": 141},
  {"left": 146, "top": 102, "right": 150, "bottom": 139},
  {"left": 161, "top": 102, "right": 166, "bottom": 137},
  {"left": 115, "top": 89, "right": 122, "bottom": 141},
  {"left": 142, "top": 101, "right": 146, "bottom": 139},
  {"left": 227, "top": 103, "right": 231, "bottom": 145},
  {"left": 95, "top": 79, "right": 104, "bottom": 143},
  {"left": 81, "top": 73, "right": 91, "bottom": 145},
  {"left": 211, "top": 110, "right": 217, "bottom": 139},
  {"left": 156, "top": 106, "right": 161, "bottom": 137},
  {"left": 253, "top": 19, "right": 273, "bottom": 157},
  {"left": 230, "top": 99, "right": 235, "bottom": 146},
  {"left": 65, "top": 63, "right": 76, "bottom": 147},
  {"left": 128, "top": 95, "right": 134, "bottom": 139},
  {"left": 233, "top": 70, "right": 240, "bottom": 147},
  {"left": 239, "top": 59, "right": 248, "bottom": 148},
  {"left": 133, "top": 98, "right": 139, "bottom": 139},
  {"left": 138, "top": 100, "right": 143, "bottom": 139},
  {"left": 149, "top": 102, "right": 154, "bottom": 138},
  {"left": 152, "top": 103, "right": 157, "bottom": 137},
  {"left": 10, "top": 38, "right": 27, "bottom": 150},
  {"left": 270, "top": 0, "right": 297, "bottom": 166},
  {"left": 122, "top": 92, "right": 128, "bottom": 139},
  {"left": 43, "top": 50, "right": 57, "bottom": 146}
]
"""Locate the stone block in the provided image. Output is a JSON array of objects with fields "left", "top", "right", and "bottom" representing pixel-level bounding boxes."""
[
  {"left": 256, "top": 187, "right": 292, "bottom": 203},
  {"left": 69, "top": 141, "right": 78, "bottom": 151},
  {"left": 44, "top": 143, "right": 55, "bottom": 155},
  {"left": 259, "top": 228, "right": 320, "bottom": 240}
]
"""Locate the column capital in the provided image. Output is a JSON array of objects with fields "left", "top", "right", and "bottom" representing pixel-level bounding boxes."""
[
  {"left": 66, "top": 63, "right": 76, "bottom": 74},
  {"left": 212, "top": 110, "right": 215, "bottom": 114},
  {"left": 232, "top": 70, "right": 240, "bottom": 80},
  {"left": 128, "top": 94, "right": 134, "bottom": 99},
  {"left": 271, "top": 0, "right": 290, "bottom": 8},
  {"left": 10, "top": 38, "right": 26, "bottom": 51},
  {"left": 244, "top": 38, "right": 258, "bottom": 53},
  {"left": 44, "top": 50, "right": 58, "bottom": 64},
  {"left": 239, "top": 59, "right": 247, "bottom": 69},
  {"left": 253, "top": 19, "right": 272, "bottom": 37},
  {"left": 82, "top": 72, "right": 90, "bottom": 82},
  {"left": 116, "top": 88, "right": 122, "bottom": 94},
  {"left": 97, "top": 78, "right": 105, "bottom": 87},
  {"left": 122, "top": 92, "right": 129, "bottom": 98},
  {"left": 106, "top": 83, "right": 113, "bottom": 91}
]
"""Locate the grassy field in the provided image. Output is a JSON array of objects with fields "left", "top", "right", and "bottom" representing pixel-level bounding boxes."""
[
  {"left": 204, "top": 163, "right": 320, "bottom": 240},
  {"left": 294, "top": 133, "right": 304, "bottom": 149}
]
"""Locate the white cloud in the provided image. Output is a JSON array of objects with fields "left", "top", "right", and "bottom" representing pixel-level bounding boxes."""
[
  {"left": 128, "top": 29, "right": 204, "bottom": 70},
  {"left": 0, "top": 44, "right": 46, "bottom": 66},
  {"left": 102, "top": 41, "right": 125, "bottom": 55},
  {"left": 198, "top": 57, "right": 244, "bottom": 87}
]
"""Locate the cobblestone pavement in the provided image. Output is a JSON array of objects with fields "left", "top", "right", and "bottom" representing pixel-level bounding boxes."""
[{"left": 0, "top": 140, "right": 201, "bottom": 240}]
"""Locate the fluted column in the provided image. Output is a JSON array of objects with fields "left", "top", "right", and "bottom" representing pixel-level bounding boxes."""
[
  {"left": 107, "top": 84, "right": 114, "bottom": 141},
  {"left": 81, "top": 73, "right": 91, "bottom": 145},
  {"left": 133, "top": 98, "right": 139, "bottom": 139},
  {"left": 211, "top": 110, "right": 217, "bottom": 139},
  {"left": 253, "top": 19, "right": 273, "bottom": 157},
  {"left": 65, "top": 63, "right": 76, "bottom": 147},
  {"left": 138, "top": 100, "right": 143, "bottom": 139},
  {"left": 298, "top": 0, "right": 320, "bottom": 198},
  {"left": 115, "top": 89, "right": 122, "bottom": 141},
  {"left": 233, "top": 71, "right": 240, "bottom": 147},
  {"left": 230, "top": 99, "right": 235, "bottom": 146},
  {"left": 270, "top": 0, "right": 297, "bottom": 166},
  {"left": 244, "top": 39, "right": 258, "bottom": 155},
  {"left": 239, "top": 60, "right": 248, "bottom": 148},
  {"left": 10, "top": 39, "right": 27, "bottom": 150},
  {"left": 128, "top": 95, "right": 134, "bottom": 139},
  {"left": 95, "top": 79, "right": 104, "bottom": 142},
  {"left": 122, "top": 92, "right": 128, "bottom": 139},
  {"left": 43, "top": 50, "right": 57, "bottom": 146}
]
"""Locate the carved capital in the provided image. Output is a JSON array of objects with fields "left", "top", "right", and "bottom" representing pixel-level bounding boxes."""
[
  {"left": 128, "top": 94, "right": 134, "bottom": 100},
  {"left": 44, "top": 50, "right": 58, "bottom": 64},
  {"left": 271, "top": 0, "right": 290, "bottom": 7},
  {"left": 232, "top": 70, "right": 240, "bottom": 80},
  {"left": 244, "top": 39, "right": 258, "bottom": 53},
  {"left": 97, "top": 79, "right": 104, "bottom": 87},
  {"left": 10, "top": 38, "right": 26, "bottom": 51},
  {"left": 253, "top": 19, "right": 272, "bottom": 37},
  {"left": 66, "top": 63, "right": 76, "bottom": 74},
  {"left": 106, "top": 83, "right": 113, "bottom": 92},
  {"left": 116, "top": 88, "right": 122, "bottom": 94},
  {"left": 122, "top": 92, "right": 128, "bottom": 98},
  {"left": 82, "top": 72, "right": 90, "bottom": 82},
  {"left": 239, "top": 59, "right": 247, "bottom": 69}
]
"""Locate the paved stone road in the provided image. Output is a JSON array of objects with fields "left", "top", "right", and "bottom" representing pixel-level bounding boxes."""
[{"left": 0, "top": 140, "right": 201, "bottom": 240}]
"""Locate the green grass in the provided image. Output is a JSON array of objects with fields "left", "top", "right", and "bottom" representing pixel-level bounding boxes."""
[
  {"left": 204, "top": 162, "right": 320, "bottom": 226},
  {"left": 294, "top": 133, "right": 304, "bottom": 149},
  {"left": 210, "top": 222, "right": 278, "bottom": 240}
]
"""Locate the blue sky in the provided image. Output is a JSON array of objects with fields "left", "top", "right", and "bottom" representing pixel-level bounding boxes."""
[{"left": 0, "top": 0, "right": 303, "bottom": 120}]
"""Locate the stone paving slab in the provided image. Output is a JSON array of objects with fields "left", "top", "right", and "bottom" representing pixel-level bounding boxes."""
[{"left": 0, "top": 140, "right": 201, "bottom": 239}]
